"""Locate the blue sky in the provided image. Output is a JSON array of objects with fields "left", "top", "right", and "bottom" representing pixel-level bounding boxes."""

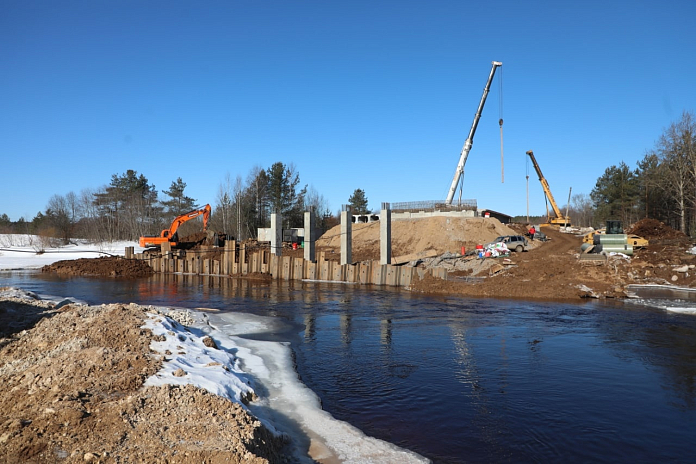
[{"left": 2, "top": 1, "right": 695, "bottom": 222}]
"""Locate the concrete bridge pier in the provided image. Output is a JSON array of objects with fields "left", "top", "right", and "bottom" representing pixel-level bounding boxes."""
[
  {"left": 380, "top": 202, "right": 391, "bottom": 265},
  {"left": 340, "top": 205, "right": 352, "bottom": 265},
  {"left": 304, "top": 207, "right": 316, "bottom": 262},
  {"left": 271, "top": 212, "right": 282, "bottom": 256}
]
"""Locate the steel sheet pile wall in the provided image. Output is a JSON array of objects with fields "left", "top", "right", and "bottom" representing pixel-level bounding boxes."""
[{"left": 134, "top": 242, "right": 440, "bottom": 288}]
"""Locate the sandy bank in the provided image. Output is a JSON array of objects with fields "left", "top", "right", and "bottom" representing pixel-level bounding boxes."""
[{"left": 0, "top": 291, "right": 284, "bottom": 463}]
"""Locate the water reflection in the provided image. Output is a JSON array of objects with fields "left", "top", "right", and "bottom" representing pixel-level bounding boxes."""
[
  {"left": 597, "top": 299, "right": 696, "bottom": 411},
  {"left": 2, "top": 270, "right": 696, "bottom": 462},
  {"left": 380, "top": 319, "right": 392, "bottom": 350}
]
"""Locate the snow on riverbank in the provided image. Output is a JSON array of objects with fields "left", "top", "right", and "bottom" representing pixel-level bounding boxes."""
[
  {"left": 0, "top": 234, "right": 143, "bottom": 270},
  {"left": 148, "top": 306, "right": 429, "bottom": 463},
  {"left": 2, "top": 287, "right": 429, "bottom": 463},
  {"left": 142, "top": 309, "right": 258, "bottom": 410},
  {"left": 1, "top": 233, "right": 430, "bottom": 461}
]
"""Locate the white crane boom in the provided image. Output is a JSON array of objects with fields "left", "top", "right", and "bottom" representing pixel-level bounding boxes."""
[{"left": 445, "top": 61, "right": 502, "bottom": 205}]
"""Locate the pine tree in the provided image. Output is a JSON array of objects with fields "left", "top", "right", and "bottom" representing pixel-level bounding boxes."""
[
  {"left": 348, "top": 188, "right": 369, "bottom": 214},
  {"left": 162, "top": 177, "right": 197, "bottom": 216},
  {"left": 92, "top": 170, "right": 161, "bottom": 240},
  {"left": 266, "top": 162, "right": 306, "bottom": 227}
]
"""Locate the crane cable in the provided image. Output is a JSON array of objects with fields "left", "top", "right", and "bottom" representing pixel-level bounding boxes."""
[
  {"left": 526, "top": 154, "right": 530, "bottom": 223},
  {"left": 499, "top": 66, "right": 504, "bottom": 183}
]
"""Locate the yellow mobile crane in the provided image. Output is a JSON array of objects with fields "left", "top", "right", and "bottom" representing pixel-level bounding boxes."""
[{"left": 526, "top": 150, "right": 571, "bottom": 226}]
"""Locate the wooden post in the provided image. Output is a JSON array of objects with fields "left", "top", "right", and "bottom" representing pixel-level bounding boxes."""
[
  {"left": 306, "top": 262, "right": 316, "bottom": 280},
  {"left": 230, "top": 240, "right": 237, "bottom": 275},
  {"left": 282, "top": 256, "right": 291, "bottom": 280},
  {"left": 240, "top": 244, "right": 247, "bottom": 275}
]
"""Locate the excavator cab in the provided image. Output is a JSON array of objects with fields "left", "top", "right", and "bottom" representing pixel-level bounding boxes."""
[{"left": 606, "top": 220, "right": 623, "bottom": 235}]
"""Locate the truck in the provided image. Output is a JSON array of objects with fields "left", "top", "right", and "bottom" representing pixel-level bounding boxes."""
[
  {"left": 525, "top": 150, "right": 571, "bottom": 227},
  {"left": 139, "top": 204, "right": 211, "bottom": 248}
]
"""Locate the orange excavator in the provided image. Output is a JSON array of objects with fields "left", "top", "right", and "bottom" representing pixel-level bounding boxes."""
[{"left": 139, "top": 204, "right": 211, "bottom": 248}]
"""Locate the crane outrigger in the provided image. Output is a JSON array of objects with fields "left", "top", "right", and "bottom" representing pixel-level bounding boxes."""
[{"left": 445, "top": 61, "right": 502, "bottom": 206}]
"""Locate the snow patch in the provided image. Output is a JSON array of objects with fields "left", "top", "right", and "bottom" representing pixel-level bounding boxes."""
[
  {"left": 142, "top": 312, "right": 256, "bottom": 407},
  {"left": 0, "top": 234, "right": 144, "bottom": 270}
]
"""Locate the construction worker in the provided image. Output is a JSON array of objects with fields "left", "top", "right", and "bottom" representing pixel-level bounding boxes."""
[{"left": 529, "top": 226, "right": 536, "bottom": 241}]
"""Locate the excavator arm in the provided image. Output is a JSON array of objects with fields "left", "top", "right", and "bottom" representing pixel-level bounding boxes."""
[
  {"left": 139, "top": 204, "right": 211, "bottom": 248},
  {"left": 165, "top": 204, "right": 211, "bottom": 239}
]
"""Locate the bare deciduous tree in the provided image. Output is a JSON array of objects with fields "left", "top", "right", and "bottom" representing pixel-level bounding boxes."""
[{"left": 655, "top": 112, "right": 696, "bottom": 233}]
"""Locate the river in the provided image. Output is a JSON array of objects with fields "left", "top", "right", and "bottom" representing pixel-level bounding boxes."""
[{"left": 2, "top": 270, "right": 696, "bottom": 463}]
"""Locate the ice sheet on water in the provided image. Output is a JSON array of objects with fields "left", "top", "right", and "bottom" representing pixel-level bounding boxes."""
[
  {"left": 626, "top": 297, "right": 696, "bottom": 315},
  {"left": 0, "top": 287, "right": 39, "bottom": 300},
  {"left": 205, "top": 310, "right": 429, "bottom": 463},
  {"left": 655, "top": 302, "right": 696, "bottom": 314}
]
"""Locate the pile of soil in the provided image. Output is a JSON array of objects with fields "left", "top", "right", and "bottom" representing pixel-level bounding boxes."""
[
  {"left": 410, "top": 223, "right": 696, "bottom": 300},
  {"left": 0, "top": 296, "right": 283, "bottom": 463},
  {"left": 316, "top": 217, "right": 518, "bottom": 262},
  {"left": 627, "top": 218, "right": 689, "bottom": 241},
  {"left": 41, "top": 257, "right": 154, "bottom": 277},
  {"left": 177, "top": 231, "right": 211, "bottom": 249}
]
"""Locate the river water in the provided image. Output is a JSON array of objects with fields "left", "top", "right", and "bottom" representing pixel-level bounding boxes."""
[{"left": 2, "top": 271, "right": 696, "bottom": 463}]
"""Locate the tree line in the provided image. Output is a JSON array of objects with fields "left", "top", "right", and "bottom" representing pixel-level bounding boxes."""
[
  {"left": 586, "top": 111, "right": 696, "bottom": 234},
  {"left": 212, "top": 162, "right": 335, "bottom": 241},
  {"left": 0, "top": 162, "right": 334, "bottom": 243},
  {"left": 513, "top": 111, "right": 696, "bottom": 234},
  {"left": 1, "top": 112, "right": 694, "bottom": 240}
]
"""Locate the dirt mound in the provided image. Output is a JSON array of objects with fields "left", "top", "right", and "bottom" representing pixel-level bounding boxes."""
[
  {"left": 0, "top": 299, "right": 283, "bottom": 463},
  {"left": 627, "top": 218, "right": 687, "bottom": 240},
  {"left": 317, "top": 217, "right": 517, "bottom": 261},
  {"left": 177, "top": 231, "right": 209, "bottom": 248},
  {"left": 410, "top": 223, "right": 696, "bottom": 300},
  {"left": 41, "top": 257, "right": 154, "bottom": 277}
]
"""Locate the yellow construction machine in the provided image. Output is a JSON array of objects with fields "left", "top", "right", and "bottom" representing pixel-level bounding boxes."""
[
  {"left": 582, "top": 227, "right": 649, "bottom": 249},
  {"left": 526, "top": 150, "right": 571, "bottom": 227}
]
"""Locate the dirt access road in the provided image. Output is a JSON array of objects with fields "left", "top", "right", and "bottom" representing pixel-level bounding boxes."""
[{"left": 411, "top": 224, "right": 696, "bottom": 300}]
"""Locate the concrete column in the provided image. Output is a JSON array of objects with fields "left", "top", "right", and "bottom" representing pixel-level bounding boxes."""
[
  {"left": 340, "top": 205, "right": 352, "bottom": 265},
  {"left": 380, "top": 202, "right": 391, "bottom": 265},
  {"left": 304, "top": 208, "right": 316, "bottom": 262},
  {"left": 271, "top": 212, "right": 282, "bottom": 256}
]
